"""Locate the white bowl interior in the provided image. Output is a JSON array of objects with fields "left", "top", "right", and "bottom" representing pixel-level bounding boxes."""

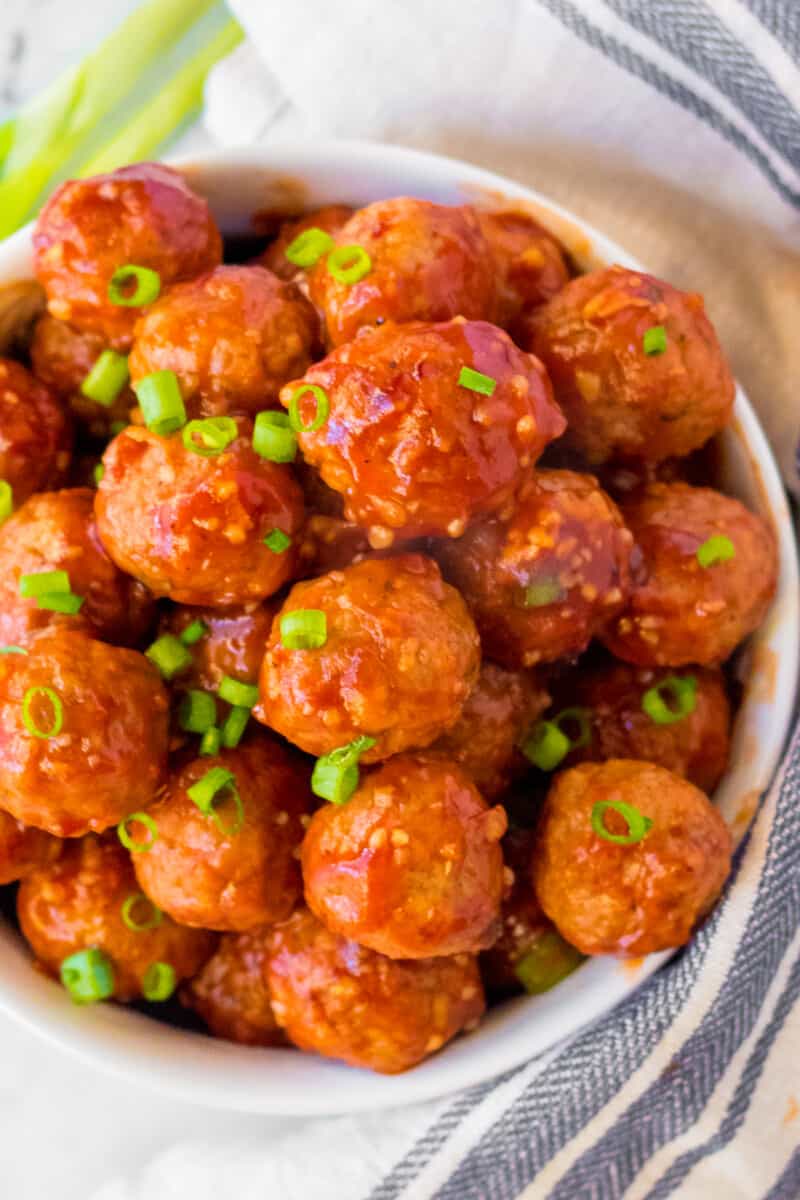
[{"left": 0, "top": 141, "right": 796, "bottom": 1115}]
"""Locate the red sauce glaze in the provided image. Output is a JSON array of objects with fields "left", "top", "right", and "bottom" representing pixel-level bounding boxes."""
[
  {"left": 435, "top": 469, "right": 633, "bottom": 667},
  {"left": 33, "top": 162, "right": 222, "bottom": 350},
  {"left": 603, "top": 482, "right": 778, "bottom": 666},
  {"left": 478, "top": 210, "right": 570, "bottom": 330},
  {"left": 0, "top": 357, "right": 72, "bottom": 504},
  {"left": 302, "top": 754, "right": 507, "bottom": 959},
  {"left": 256, "top": 554, "right": 480, "bottom": 761},
  {"left": 29, "top": 314, "right": 134, "bottom": 437},
  {"left": 0, "top": 628, "right": 168, "bottom": 837},
  {"left": 184, "top": 928, "right": 286, "bottom": 1046},
  {"left": 532, "top": 759, "right": 732, "bottom": 956},
  {"left": 18, "top": 835, "right": 216, "bottom": 1001},
  {"left": 0, "top": 809, "right": 61, "bottom": 885},
  {"left": 95, "top": 418, "right": 304, "bottom": 606},
  {"left": 267, "top": 907, "right": 485, "bottom": 1073},
  {"left": 281, "top": 318, "right": 565, "bottom": 542},
  {"left": 160, "top": 602, "right": 277, "bottom": 694}
]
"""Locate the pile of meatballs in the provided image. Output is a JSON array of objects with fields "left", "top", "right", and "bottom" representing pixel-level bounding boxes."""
[{"left": 0, "top": 162, "right": 777, "bottom": 1075}]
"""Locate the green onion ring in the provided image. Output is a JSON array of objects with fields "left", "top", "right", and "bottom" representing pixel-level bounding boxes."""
[
  {"left": 591, "top": 799, "right": 653, "bottom": 846},
  {"left": 21, "top": 686, "right": 63, "bottom": 739}
]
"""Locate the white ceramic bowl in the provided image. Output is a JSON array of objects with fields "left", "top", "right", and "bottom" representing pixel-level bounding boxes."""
[{"left": 0, "top": 141, "right": 796, "bottom": 1115}]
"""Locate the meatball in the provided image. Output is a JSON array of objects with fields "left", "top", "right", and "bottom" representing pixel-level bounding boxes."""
[
  {"left": 563, "top": 661, "right": 731, "bottom": 793},
  {"left": 134, "top": 738, "right": 309, "bottom": 932},
  {"left": 0, "top": 358, "right": 71, "bottom": 505},
  {"left": 281, "top": 319, "right": 565, "bottom": 544},
  {"left": 308, "top": 197, "right": 495, "bottom": 346},
  {"left": 95, "top": 418, "right": 304, "bottom": 606},
  {"left": 18, "top": 836, "right": 215, "bottom": 1002},
  {"left": 267, "top": 908, "right": 485, "bottom": 1073},
  {"left": 256, "top": 555, "right": 480, "bottom": 761},
  {"left": 302, "top": 754, "right": 507, "bottom": 958},
  {"left": 295, "top": 514, "right": 375, "bottom": 578},
  {"left": 160, "top": 602, "right": 276, "bottom": 695},
  {"left": 129, "top": 265, "right": 318, "bottom": 418},
  {"left": 0, "top": 489, "right": 154, "bottom": 649},
  {"left": 435, "top": 469, "right": 633, "bottom": 667},
  {"left": 33, "top": 162, "right": 222, "bottom": 350},
  {"left": 478, "top": 210, "right": 570, "bottom": 329},
  {"left": 481, "top": 827, "right": 582, "bottom": 995},
  {"left": 525, "top": 265, "right": 734, "bottom": 463},
  {"left": 0, "top": 628, "right": 168, "bottom": 837},
  {"left": 532, "top": 759, "right": 732, "bottom": 956},
  {"left": 0, "top": 809, "right": 61, "bottom": 885},
  {"left": 603, "top": 483, "right": 777, "bottom": 666},
  {"left": 183, "top": 929, "right": 284, "bottom": 1046},
  {"left": 259, "top": 205, "right": 354, "bottom": 283},
  {"left": 29, "top": 314, "right": 134, "bottom": 437},
  {"left": 426, "top": 662, "right": 549, "bottom": 800}
]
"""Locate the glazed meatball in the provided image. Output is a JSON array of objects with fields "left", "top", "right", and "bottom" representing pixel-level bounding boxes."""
[
  {"left": 0, "top": 489, "right": 154, "bottom": 649},
  {"left": 33, "top": 162, "right": 222, "bottom": 350},
  {"left": 525, "top": 265, "right": 734, "bottom": 463},
  {"left": 436, "top": 469, "right": 633, "bottom": 667},
  {"left": 480, "top": 827, "right": 582, "bottom": 995},
  {"left": 95, "top": 418, "right": 304, "bottom": 606},
  {"left": 267, "top": 908, "right": 485, "bottom": 1073},
  {"left": 160, "top": 603, "right": 276, "bottom": 695},
  {"left": 426, "top": 662, "right": 549, "bottom": 801},
  {"left": 18, "top": 836, "right": 215, "bottom": 1002},
  {"left": 532, "top": 759, "right": 732, "bottom": 956},
  {"left": 134, "top": 738, "right": 309, "bottom": 932},
  {"left": 302, "top": 755, "right": 507, "bottom": 958},
  {"left": 129, "top": 265, "right": 318, "bottom": 417},
  {"left": 29, "top": 314, "right": 134, "bottom": 437},
  {"left": 563, "top": 661, "right": 731, "bottom": 793},
  {"left": 603, "top": 482, "right": 777, "bottom": 666},
  {"left": 0, "top": 628, "right": 168, "bottom": 837},
  {"left": 184, "top": 929, "right": 285, "bottom": 1046},
  {"left": 295, "top": 514, "right": 375, "bottom": 577},
  {"left": 0, "top": 809, "right": 61, "bottom": 885},
  {"left": 256, "top": 555, "right": 480, "bottom": 761},
  {"left": 478, "top": 210, "right": 570, "bottom": 329},
  {"left": 0, "top": 358, "right": 71, "bottom": 505},
  {"left": 260, "top": 205, "right": 354, "bottom": 282},
  {"left": 281, "top": 319, "right": 565, "bottom": 544},
  {"left": 308, "top": 198, "right": 495, "bottom": 346}
]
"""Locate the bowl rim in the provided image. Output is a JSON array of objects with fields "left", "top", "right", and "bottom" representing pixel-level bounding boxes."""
[{"left": 0, "top": 138, "right": 796, "bottom": 1115}]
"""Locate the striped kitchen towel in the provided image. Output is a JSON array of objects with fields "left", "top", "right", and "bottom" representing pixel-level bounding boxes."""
[{"left": 94, "top": 3, "right": 800, "bottom": 1198}]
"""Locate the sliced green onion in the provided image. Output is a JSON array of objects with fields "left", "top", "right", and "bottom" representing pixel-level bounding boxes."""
[
  {"left": 145, "top": 634, "right": 192, "bottom": 680},
  {"left": 93, "top": 463, "right": 105, "bottom": 485},
  {"left": 178, "top": 690, "right": 217, "bottom": 734},
  {"left": 221, "top": 705, "right": 250, "bottom": 749},
  {"left": 522, "top": 579, "right": 564, "bottom": 607},
  {"left": 117, "top": 811, "right": 158, "bottom": 853},
  {"left": 0, "top": 645, "right": 27, "bottom": 655},
  {"left": 514, "top": 932, "right": 584, "bottom": 994},
  {"left": 327, "top": 244, "right": 372, "bottom": 285},
  {"left": 80, "top": 349, "right": 129, "bottom": 407},
  {"left": 0, "top": 480, "right": 12, "bottom": 524},
  {"left": 187, "top": 766, "right": 235, "bottom": 813},
  {"left": 591, "top": 799, "right": 653, "bottom": 846},
  {"left": 218, "top": 676, "right": 259, "bottom": 709},
  {"left": 179, "top": 619, "right": 208, "bottom": 646},
  {"left": 121, "top": 892, "right": 162, "bottom": 932},
  {"left": 285, "top": 226, "right": 334, "bottom": 268},
  {"left": 697, "top": 535, "right": 735, "bottom": 568},
  {"left": 288, "top": 384, "right": 329, "bottom": 434},
  {"left": 279, "top": 609, "right": 327, "bottom": 650},
  {"left": 642, "top": 674, "right": 697, "bottom": 725},
  {"left": 36, "top": 592, "right": 84, "bottom": 615},
  {"left": 643, "top": 325, "right": 667, "bottom": 356},
  {"left": 522, "top": 707, "right": 592, "bottom": 771},
  {"left": 142, "top": 961, "right": 176, "bottom": 1002},
  {"left": 199, "top": 726, "right": 221, "bottom": 757},
  {"left": 108, "top": 264, "right": 161, "bottom": 307},
  {"left": 458, "top": 366, "right": 497, "bottom": 396},
  {"left": 252, "top": 410, "right": 297, "bottom": 463},
  {"left": 311, "top": 735, "right": 376, "bottom": 805},
  {"left": 264, "top": 528, "right": 292, "bottom": 554},
  {"left": 182, "top": 417, "right": 238, "bottom": 457},
  {"left": 21, "top": 686, "right": 63, "bottom": 739},
  {"left": 19, "top": 570, "right": 70, "bottom": 598},
  {"left": 133, "top": 370, "right": 186, "bottom": 436},
  {"left": 60, "top": 947, "right": 114, "bottom": 1005}
]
